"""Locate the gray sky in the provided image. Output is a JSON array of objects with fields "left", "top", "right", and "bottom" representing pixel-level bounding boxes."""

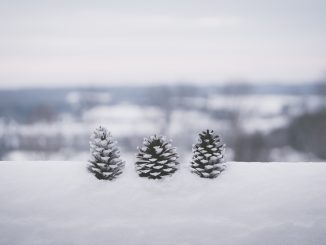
[{"left": 0, "top": 0, "right": 325, "bottom": 88}]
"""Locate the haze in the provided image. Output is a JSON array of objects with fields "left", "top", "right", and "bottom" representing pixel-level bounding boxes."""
[{"left": 0, "top": 0, "right": 325, "bottom": 88}]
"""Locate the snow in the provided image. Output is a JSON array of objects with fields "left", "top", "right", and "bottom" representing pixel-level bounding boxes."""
[
  {"left": 158, "top": 160, "right": 168, "bottom": 164},
  {"left": 142, "top": 154, "right": 152, "bottom": 159},
  {"left": 0, "top": 161, "right": 326, "bottom": 245},
  {"left": 66, "top": 91, "right": 112, "bottom": 105},
  {"left": 154, "top": 146, "right": 163, "bottom": 154},
  {"left": 0, "top": 104, "right": 163, "bottom": 141},
  {"left": 242, "top": 115, "right": 289, "bottom": 134},
  {"left": 210, "top": 156, "right": 218, "bottom": 161},
  {"left": 206, "top": 95, "right": 319, "bottom": 117},
  {"left": 169, "top": 110, "right": 224, "bottom": 136},
  {"left": 82, "top": 103, "right": 163, "bottom": 138}
]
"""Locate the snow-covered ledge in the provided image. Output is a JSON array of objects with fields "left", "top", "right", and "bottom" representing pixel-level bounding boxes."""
[{"left": 0, "top": 161, "right": 325, "bottom": 244}]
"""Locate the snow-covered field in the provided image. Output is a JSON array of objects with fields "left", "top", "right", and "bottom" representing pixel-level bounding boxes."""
[
  {"left": 0, "top": 161, "right": 326, "bottom": 245},
  {"left": 2, "top": 93, "right": 324, "bottom": 161}
]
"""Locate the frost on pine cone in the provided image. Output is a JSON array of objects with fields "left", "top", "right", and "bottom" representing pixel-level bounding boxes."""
[
  {"left": 191, "top": 129, "right": 225, "bottom": 178},
  {"left": 136, "top": 135, "right": 179, "bottom": 179},
  {"left": 88, "top": 126, "right": 125, "bottom": 180}
]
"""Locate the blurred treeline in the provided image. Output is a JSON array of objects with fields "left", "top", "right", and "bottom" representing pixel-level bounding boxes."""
[{"left": 0, "top": 81, "right": 325, "bottom": 161}]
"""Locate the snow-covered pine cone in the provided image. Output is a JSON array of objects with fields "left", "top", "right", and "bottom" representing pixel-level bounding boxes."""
[
  {"left": 191, "top": 129, "right": 225, "bottom": 178},
  {"left": 136, "top": 135, "right": 179, "bottom": 179},
  {"left": 88, "top": 126, "right": 125, "bottom": 180}
]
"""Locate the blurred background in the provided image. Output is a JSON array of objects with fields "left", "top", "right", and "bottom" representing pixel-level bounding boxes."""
[{"left": 0, "top": 0, "right": 325, "bottom": 162}]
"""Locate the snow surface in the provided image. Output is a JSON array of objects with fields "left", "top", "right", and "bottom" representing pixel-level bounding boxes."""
[{"left": 0, "top": 161, "right": 326, "bottom": 245}]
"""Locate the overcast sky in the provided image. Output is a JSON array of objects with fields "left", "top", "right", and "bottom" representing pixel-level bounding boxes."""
[{"left": 0, "top": 0, "right": 325, "bottom": 88}]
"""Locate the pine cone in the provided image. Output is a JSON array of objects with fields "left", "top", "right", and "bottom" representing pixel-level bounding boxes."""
[
  {"left": 88, "top": 126, "right": 125, "bottom": 180},
  {"left": 136, "top": 135, "right": 179, "bottom": 179},
  {"left": 191, "top": 129, "right": 225, "bottom": 178}
]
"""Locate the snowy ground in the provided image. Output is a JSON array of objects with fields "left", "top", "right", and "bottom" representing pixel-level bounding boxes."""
[{"left": 0, "top": 161, "right": 326, "bottom": 245}]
